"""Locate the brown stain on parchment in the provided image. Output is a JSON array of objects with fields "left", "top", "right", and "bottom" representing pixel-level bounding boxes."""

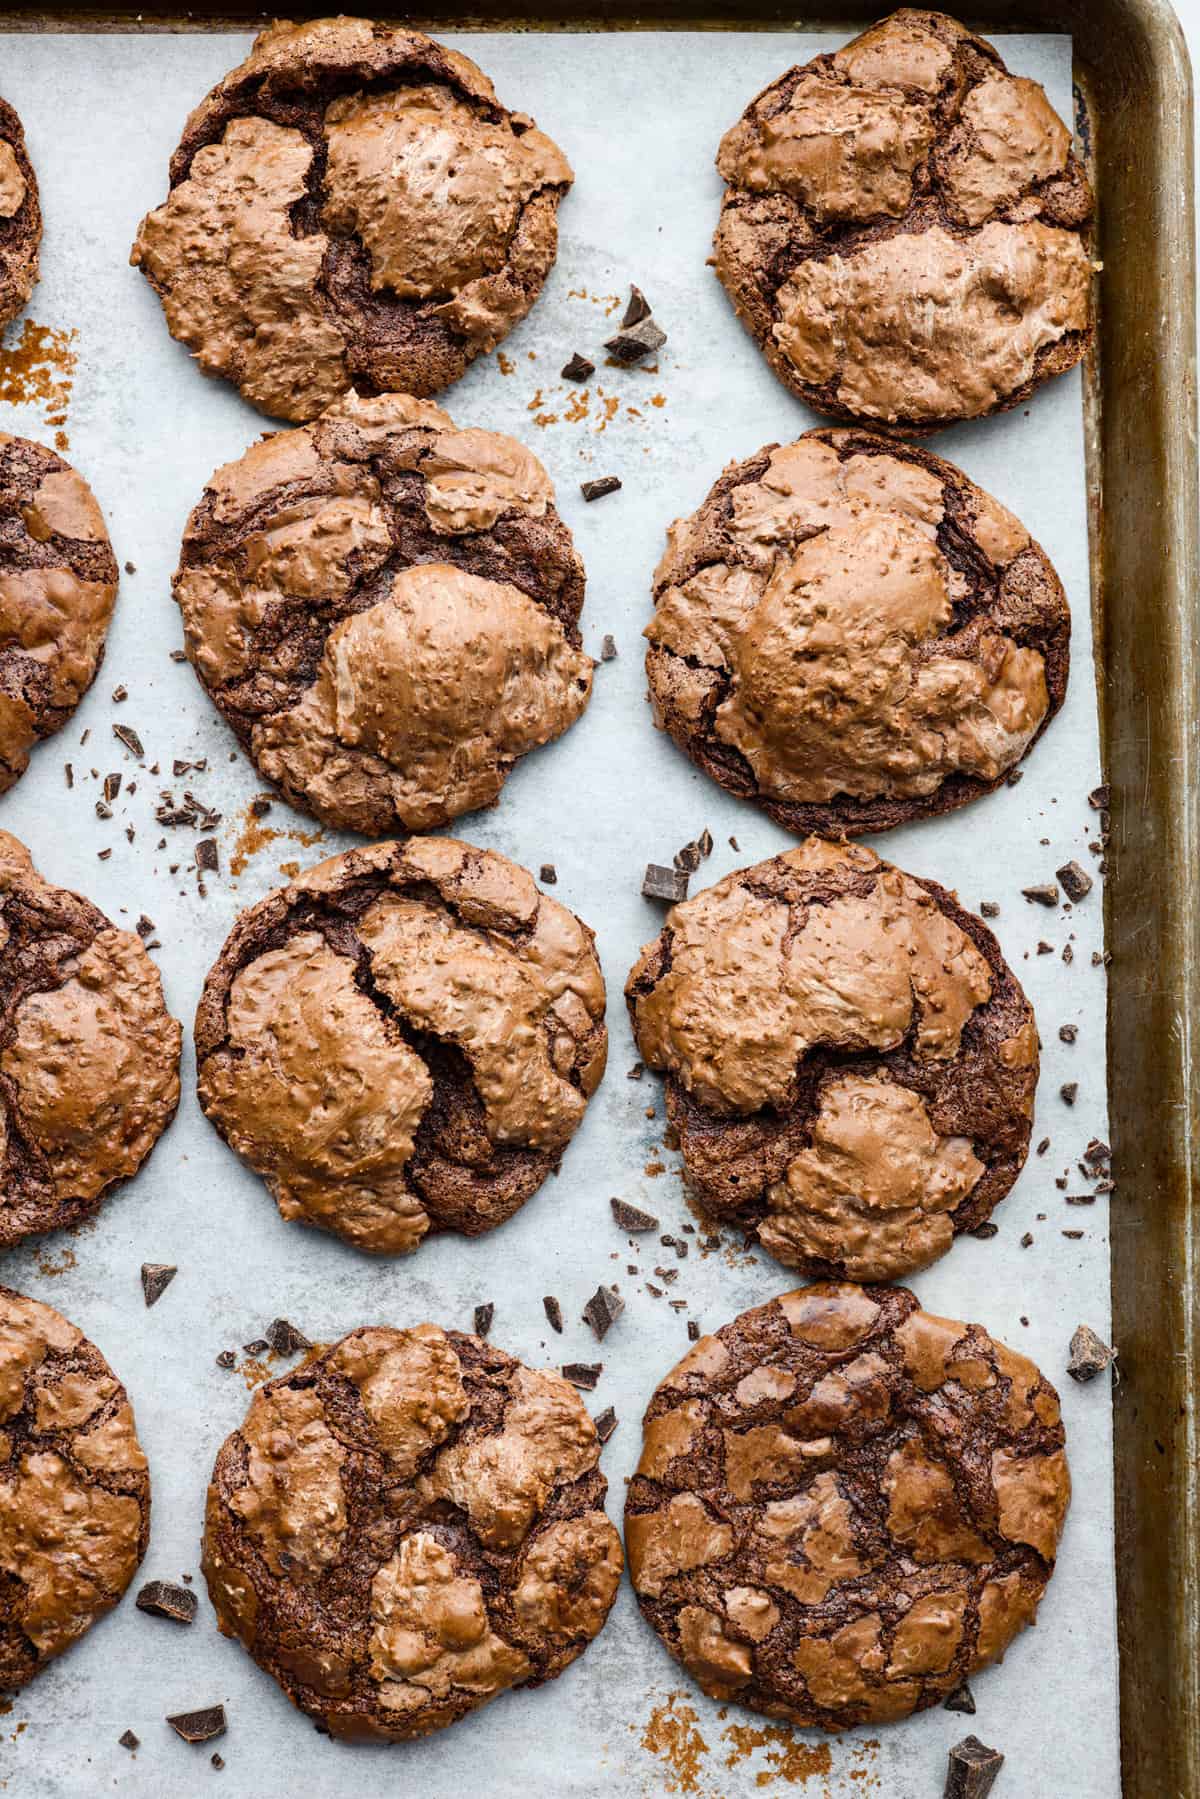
[
  {"left": 639, "top": 1696, "right": 881, "bottom": 1794},
  {"left": 228, "top": 803, "right": 323, "bottom": 879},
  {"left": 722, "top": 1720, "right": 833, "bottom": 1784},
  {"left": 640, "top": 1693, "right": 710, "bottom": 1793},
  {"left": 33, "top": 1244, "right": 76, "bottom": 1279},
  {"left": 0, "top": 321, "right": 77, "bottom": 440}
]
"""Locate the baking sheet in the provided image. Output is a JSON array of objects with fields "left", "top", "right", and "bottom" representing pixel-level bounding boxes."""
[{"left": 0, "top": 28, "right": 1115, "bottom": 1799}]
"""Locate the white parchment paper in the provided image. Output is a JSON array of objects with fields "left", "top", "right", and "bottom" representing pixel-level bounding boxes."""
[{"left": 0, "top": 29, "right": 1116, "bottom": 1799}]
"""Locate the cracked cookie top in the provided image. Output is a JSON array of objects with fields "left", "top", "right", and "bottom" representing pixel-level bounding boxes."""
[
  {"left": 0, "top": 1285, "right": 150, "bottom": 1691},
  {"left": 203, "top": 1321, "right": 622, "bottom": 1740},
  {"left": 625, "top": 1282, "right": 1069, "bottom": 1730},
  {"left": 195, "top": 837, "right": 607, "bottom": 1255},
  {"left": 131, "top": 18, "right": 573, "bottom": 420},
  {"left": 0, "top": 435, "right": 120, "bottom": 795},
  {"left": 174, "top": 390, "right": 591, "bottom": 837},
  {"left": 645, "top": 428, "right": 1068, "bottom": 837},
  {"left": 626, "top": 839, "right": 1037, "bottom": 1283},
  {"left": 0, "top": 99, "right": 39, "bottom": 330},
  {"left": 713, "top": 9, "right": 1093, "bottom": 427},
  {"left": 0, "top": 833, "right": 181, "bottom": 1247}
]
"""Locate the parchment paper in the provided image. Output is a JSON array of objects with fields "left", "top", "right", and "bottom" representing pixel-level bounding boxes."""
[{"left": 0, "top": 29, "right": 1116, "bottom": 1799}]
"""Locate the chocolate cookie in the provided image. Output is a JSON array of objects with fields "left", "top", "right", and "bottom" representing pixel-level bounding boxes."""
[
  {"left": 175, "top": 391, "right": 591, "bottom": 836},
  {"left": 625, "top": 1282, "right": 1069, "bottom": 1729},
  {"left": 195, "top": 838, "right": 607, "bottom": 1255},
  {"left": 626, "top": 840, "right": 1036, "bottom": 1282},
  {"left": 714, "top": 10, "right": 1093, "bottom": 428},
  {"left": 0, "top": 434, "right": 119, "bottom": 794},
  {"left": 0, "top": 1286, "right": 150, "bottom": 1691},
  {"left": 204, "top": 1321, "right": 623, "bottom": 1740},
  {"left": 131, "top": 18, "right": 573, "bottom": 421},
  {"left": 0, "top": 99, "right": 39, "bottom": 329},
  {"left": 645, "top": 429, "right": 1068, "bottom": 836},
  {"left": 0, "top": 833, "right": 181, "bottom": 1247}
]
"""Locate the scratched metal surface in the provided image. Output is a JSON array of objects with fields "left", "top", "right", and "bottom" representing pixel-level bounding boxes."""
[{"left": 0, "top": 28, "right": 1116, "bottom": 1798}]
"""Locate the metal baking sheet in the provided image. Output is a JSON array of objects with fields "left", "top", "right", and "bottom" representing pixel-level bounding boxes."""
[{"left": 0, "top": 27, "right": 1115, "bottom": 1797}]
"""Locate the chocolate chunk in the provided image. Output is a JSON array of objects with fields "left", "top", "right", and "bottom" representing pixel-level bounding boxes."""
[
  {"left": 943, "top": 1683, "right": 976, "bottom": 1716},
  {"left": 561, "top": 351, "right": 594, "bottom": 382},
  {"left": 622, "top": 284, "right": 652, "bottom": 327},
  {"left": 580, "top": 475, "right": 621, "bottom": 502},
  {"left": 605, "top": 317, "right": 666, "bottom": 363},
  {"left": 687, "top": 1319, "right": 701, "bottom": 1341},
  {"left": 1061, "top": 1082, "right": 1078, "bottom": 1105},
  {"left": 674, "top": 840, "right": 702, "bottom": 873},
  {"left": 1059, "top": 1024, "right": 1078, "bottom": 1044},
  {"left": 1068, "top": 1323, "right": 1115, "bottom": 1383},
  {"left": 119, "top": 1729, "right": 139, "bottom": 1751},
  {"left": 642, "top": 863, "right": 688, "bottom": 903},
  {"left": 945, "top": 1737, "right": 1004, "bottom": 1799},
  {"left": 593, "top": 1405, "right": 618, "bottom": 1443},
  {"left": 141, "top": 1263, "right": 176, "bottom": 1307},
  {"left": 582, "top": 1284, "right": 624, "bottom": 1340},
  {"left": 1089, "top": 784, "right": 1110, "bottom": 810},
  {"left": 215, "top": 1350, "right": 236, "bottom": 1369},
  {"left": 113, "top": 723, "right": 144, "bottom": 758},
  {"left": 242, "top": 1338, "right": 269, "bottom": 1356},
  {"left": 196, "top": 837, "right": 219, "bottom": 873},
  {"left": 561, "top": 1362, "right": 602, "bottom": 1389},
  {"left": 166, "top": 1705, "right": 227, "bottom": 1745},
  {"left": 473, "top": 1302, "right": 494, "bottom": 1338},
  {"left": 264, "top": 1318, "right": 310, "bottom": 1356},
  {"left": 1022, "top": 882, "right": 1059, "bottom": 906},
  {"left": 611, "top": 1197, "right": 659, "bottom": 1233},
  {"left": 539, "top": 863, "right": 557, "bottom": 884},
  {"left": 1085, "top": 1138, "right": 1112, "bottom": 1163},
  {"left": 979, "top": 901, "right": 999, "bottom": 918},
  {"left": 136, "top": 914, "right": 155, "bottom": 938},
  {"left": 600, "top": 634, "right": 617, "bottom": 661},
  {"left": 543, "top": 1295, "right": 563, "bottom": 1334},
  {"left": 136, "top": 1579, "right": 198, "bottom": 1625},
  {"left": 1057, "top": 860, "right": 1093, "bottom": 901}
]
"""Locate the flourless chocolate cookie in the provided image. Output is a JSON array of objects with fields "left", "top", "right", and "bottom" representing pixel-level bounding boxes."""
[
  {"left": 714, "top": 10, "right": 1094, "bottom": 428},
  {"left": 625, "top": 1282, "right": 1069, "bottom": 1729},
  {"left": 0, "top": 99, "right": 39, "bottom": 329},
  {"left": 0, "top": 1286, "right": 150, "bottom": 1690},
  {"left": 131, "top": 18, "right": 573, "bottom": 421},
  {"left": 0, "top": 434, "right": 119, "bottom": 793},
  {"left": 0, "top": 833, "right": 181, "bottom": 1246},
  {"left": 174, "top": 391, "right": 591, "bottom": 836},
  {"left": 626, "top": 840, "right": 1037, "bottom": 1282},
  {"left": 195, "top": 838, "right": 607, "bottom": 1255},
  {"left": 645, "top": 428, "right": 1068, "bottom": 836},
  {"left": 204, "top": 1321, "right": 623, "bottom": 1740}
]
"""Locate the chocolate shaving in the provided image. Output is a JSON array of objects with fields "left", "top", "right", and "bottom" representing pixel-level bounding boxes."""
[
  {"left": 543, "top": 1295, "right": 563, "bottom": 1334},
  {"left": 593, "top": 1405, "right": 618, "bottom": 1443},
  {"left": 1068, "top": 1323, "right": 1115, "bottom": 1383},
  {"left": 103, "top": 772, "right": 121, "bottom": 803},
  {"left": 562, "top": 1362, "right": 602, "bottom": 1389},
  {"left": 140, "top": 1263, "right": 176, "bottom": 1308},
  {"left": 136, "top": 1580, "right": 198, "bottom": 1625},
  {"left": 113, "top": 723, "right": 144, "bottom": 759},
  {"left": 580, "top": 475, "right": 621, "bottom": 502},
  {"left": 611, "top": 1198, "right": 658, "bottom": 1233},
  {"left": 582, "top": 1285, "right": 624, "bottom": 1340},
  {"left": 944, "top": 1737, "right": 1004, "bottom": 1799},
  {"left": 674, "top": 840, "right": 702, "bottom": 873},
  {"left": 166, "top": 1705, "right": 227, "bottom": 1745},
  {"left": 1022, "top": 883, "right": 1059, "bottom": 907},
  {"left": 600, "top": 634, "right": 617, "bottom": 661},
  {"left": 687, "top": 1319, "right": 701, "bottom": 1341},
  {"left": 265, "top": 1318, "right": 311, "bottom": 1356},
  {"left": 473, "top": 1302, "right": 494, "bottom": 1338},
  {"left": 242, "top": 1338, "right": 269, "bottom": 1356},
  {"left": 622, "top": 285, "right": 652, "bottom": 327},
  {"left": 642, "top": 863, "right": 688, "bottom": 903},
  {"left": 561, "top": 351, "right": 594, "bottom": 382},
  {"left": 196, "top": 837, "right": 219, "bottom": 873}
]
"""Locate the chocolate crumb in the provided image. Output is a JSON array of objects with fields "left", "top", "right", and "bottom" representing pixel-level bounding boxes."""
[
  {"left": 971, "top": 1222, "right": 998, "bottom": 1240},
  {"left": 604, "top": 317, "right": 666, "bottom": 363},
  {"left": 113, "top": 723, "right": 144, "bottom": 758},
  {"left": 687, "top": 1320, "right": 701, "bottom": 1341},
  {"left": 473, "top": 1302, "right": 494, "bottom": 1338},
  {"left": 1063, "top": 1229, "right": 1085, "bottom": 1239},
  {"left": 581, "top": 475, "right": 621, "bottom": 502},
  {"left": 582, "top": 1285, "right": 624, "bottom": 1340},
  {"left": 242, "top": 1338, "right": 269, "bottom": 1356},
  {"left": 1059, "top": 1024, "right": 1078, "bottom": 1043},
  {"left": 1089, "top": 784, "right": 1110, "bottom": 810},
  {"left": 111, "top": 684, "right": 127, "bottom": 703},
  {"left": 1065, "top": 1194, "right": 1095, "bottom": 1206},
  {"left": 611, "top": 1197, "right": 658, "bottom": 1233},
  {"left": 97, "top": 848, "right": 112, "bottom": 861},
  {"left": 560, "top": 351, "right": 594, "bottom": 382},
  {"left": 539, "top": 863, "right": 557, "bottom": 884},
  {"left": 729, "top": 835, "right": 739, "bottom": 851},
  {"left": 627, "top": 1061, "right": 644, "bottom": 1081},
  {"left": 265, "top": 1318, "right": 311, "bottom": 1356},
  {"left": 1037, "top": 941, "right": 1053, "bottom": 955},
  {"left": 643, "top": 863, "right": 688, "bottom": 903},
  {"left": 123, "top": 561, "right": 136, "bottom": 576},
  {"left": 1061, "top": 1082, "right": 1078, "bottom": 1105},
  {"left": 1036, "top": 1137, "right": 1050, "bottom": 1154},
  {"left": 979, "top": 901, "right": 999, "bottom": 918},
  {"left": 250, "top": 793, "right": 273, "bottom": 817},
  {"left": 543, "top": 1295, "right": 563, "bottom": 1334},
  {"left": 561, "top": 1362, "right": 602, "bottom": 1390},
  {"left": 216, "top": 1350, "right": 236, "bottom": 1369},
  {"left": 1068, "top": 1323, "right": 1115, "bottom": 1382},
  {"left": 95, "top": 800, "right": 112, "bottom": 821},
  {"left": 622, "top": 284, "right": 652, "bottom": 327},
  {"left": 943, "top": 1684, "right": 976, "bottom": 1716},
  {"left": 141, "top": 1263, "right": 176, "bottom": 1307},
  {"left": 136, "top": 914, "right": 155, "bottom": 938},
  {"left": 103, "top": 772, "right": 122, "bottom": 803},
  {"left": 1062, "top": 943, "right": 1074, "bottom": 963},
  {"left": 1005, "top": 768, "right": 1023, "bottom": 786},
  {"left": 593, "top": 1405, "right": 618, "bottom": 1443},
  {"left": 1020, "top": 1232, "right": 1034, "bottom": 1248},
  {"left": 600, "top": 634, "right": 617, "bottom": 661},
  {"left": 136, "top": 1580, "right": 197, "bottom": 1625},
  {"left": 170, "top": 648, "right": 188, "bottom": 662},
  {"left": 196, "top": 837, "right": 219, "bottom": 873},
  {"left": 1057, "top": 860, "right": 1093, "bottom": 901},
  {"left": 166, "top": 1705, "right": 226, "bottom": 1745},
  {"left": 1022, "top": 883, "right": 1059, "bottom": 906},
  {"left": 674, "top": 840, "right": 702, "bottom": 873},
  {"left": 945, "top": 1736, "right": 1003, "bottom": 1798},
  {"left": 119, "top": 1728, "right": 139, "bottom": 1751},
  {"left": 212, "top": 1754, "right": 225, "bottom": 1771}
]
